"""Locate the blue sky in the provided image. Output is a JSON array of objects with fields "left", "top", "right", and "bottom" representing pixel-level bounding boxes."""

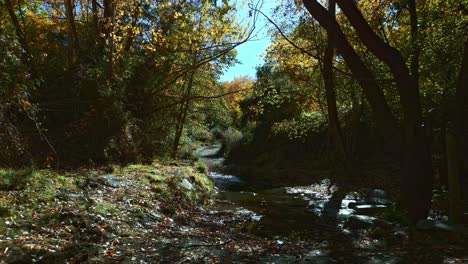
[{"left": 220, "top": 1, "right": 277, "bottom": 82}]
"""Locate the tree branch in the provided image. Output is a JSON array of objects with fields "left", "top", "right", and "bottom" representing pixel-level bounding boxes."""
[{"left": 248, "top": 3, "right": 353, "bottom": 78}]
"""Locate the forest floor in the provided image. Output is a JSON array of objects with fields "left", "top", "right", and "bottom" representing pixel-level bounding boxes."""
[{"left": 0, "top": 158, "right": 467, "bottom": 263}]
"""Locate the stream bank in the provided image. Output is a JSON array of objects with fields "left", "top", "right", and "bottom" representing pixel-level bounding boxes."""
[
  {"left": 0, "top": 145, "right": 466, "bottom": 263},
  {"left": 194, "top": 144, "right": 468, "bottom": 263}
]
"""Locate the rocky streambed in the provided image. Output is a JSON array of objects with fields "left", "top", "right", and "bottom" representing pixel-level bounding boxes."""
[
  {"left": 2, "top": 146, "right": 464, "bottom": 263},
  {"left": 193, "top": 144, "right": 468, "bottom": 263}
]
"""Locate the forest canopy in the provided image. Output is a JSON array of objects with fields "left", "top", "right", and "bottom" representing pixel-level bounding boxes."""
[
  {"left": 0, "top": 0, "right": 251, "bottom": 167},
  {"left": 0, "top": 0, "right": 467, "bottom": 224},
  {"left": 1, "top": 0, "right": 468, "bottom": 262}
]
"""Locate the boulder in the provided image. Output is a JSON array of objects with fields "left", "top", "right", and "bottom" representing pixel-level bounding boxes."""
[
  {"left": 180, "top": 178, "right": 195, "bottom": 191},
  {"left": 367, "top": 189, "right": 388, "bottom": 199},
  {"left": 416, "top": 219, "right": 465, "bottom": 232},
  {"left": 304, "top": 250, "right": 337, "bottom": 264},
  {"left": 97, "top": 174, "right": 128, "bottom": 188},
  {"left": 343, "top": 215, "right": 376, "bottom": 230},
  {"left": 365, "top": 189, "right": 392, "bottom": 205},
  {"left": 354, "top": 204, "right": 388, "bottom": 215}
]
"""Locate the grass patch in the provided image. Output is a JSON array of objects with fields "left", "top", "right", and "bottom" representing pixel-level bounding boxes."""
[
  {"left": 0, "top": 168, "right": 33, "bottom": 191},
  {"left": 195, "top": 160, "right": 208, "bottom": 174},
  {"left": 0, "top": 160, "right": 216, "bottom": 262}
]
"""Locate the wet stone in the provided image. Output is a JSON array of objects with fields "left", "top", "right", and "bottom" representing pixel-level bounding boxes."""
[
  {"left": 416, "top": 219, "right": 466, "bottom": 232},
  {"left": 342, "top": 215, "right": 376, "bottom": 230},
  {"left": 365, "top": 189, "right": 392, "bottom": 206},
  {"left": 262, "top": 255, "right": 298, "bottom": 264},
  {"left": 304, "top": 250, "right": 337, "bottom": 264},
  {"left": 367, "top": 189, "right": 388, "bottom": 199},
  {"left": 97, "top": 174, "right": 128, "bottom": 188},
  {"left": 354, "top": 204, "right": 388, "bottom": 215},
  {"left": 307, "top": 199, "right": 325, "bottom": 209},
  {"left": 209, "top": 172, "right": 242, "bottom": 187},
  {"left": 364, "top": 198, "right": 392, "bottom": 206},
  {"left": 180, "top": 178, "right": 195, "bottom": 191},
  {"left": 236, "top": 208, "right": 262, "bottom": 221},
  {"left": 363, "top": 255, "right": 402, "bottom": 264},
  {"left": 390, "top": 227, "right": 410, "bottom": 242}
]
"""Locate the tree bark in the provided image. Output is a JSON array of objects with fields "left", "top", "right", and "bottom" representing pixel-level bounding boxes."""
[
  {"left": 5, "top": 0, "right": 36, "bottom": 78},
  {"left": 103, "top": 0, "right": 114, "bottom": 77},
  {"left": 302, "top": 0, "right": 401, "bottom": 155},
  {"left": 446, "top": 131, "right": 463, "bottom": 224},
  {"left": 65, "top": 0, "right": 80, "bottom": 63},
  {"left": 408, "top": 0, "right": 420, "bottom": 86},
  {"left": 454, "top": 37, "right": 468, "bottom": 204},
  {"left": 350, "top": 91, "right": 364, "bottom": 156},
  {"left": 322, "top": 0, "right": 352, "bottom": 173},
  {"left": 334, "top": 0, "right": 433, "bottom": 222},
  {"left": 5, "top": 0, "right": 28, "bottom": 60},
  {"left": 172, "top": 71, "right": 195, "bottom": 159},
  {"left": 91, "top": 0, "right": 99, "bottom": 34}
]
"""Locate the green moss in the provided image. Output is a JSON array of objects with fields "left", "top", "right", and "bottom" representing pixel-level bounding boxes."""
[
  {"left": 195, "top": 160, "right": 208, "bottom": 174},
  {"left": 0, "top": 161, "right": 216, "bottom": 236},
  {"left": 0, "top": 168, "right": 33, "bottom": 191},
  {"left": 134, "top": 210, "right": 146, "bottom": 219},
  {"left": 93, "top": 202, "right": 120, "bottom": 216},
  {"left": 112, "top": 162, "right": 216, "bottom": 209},
  {"left": 0, "top": 206, "right": 10, "bottom": 217}
]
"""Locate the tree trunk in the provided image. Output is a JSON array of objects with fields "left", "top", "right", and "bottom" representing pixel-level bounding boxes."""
[
  {"left": 302, "top": 0, "right": 401, "bottom": 155},
  {"left": 334, "top": 0, "right": 433, "bottom": 222},
  {"left": 103, "top": 0, "right": 114, "bottom": 77},
  {"left": 322, "top": 0, "right": 352, "bottom": 173},
  {"left": 5, "top": 0, "right": 31, "bottom": 66},
  {"left": 408, "top": 0, "right": 420, "bottom": 86},
  {"left": 65, "top": 0, "right": 80, "bottom": 63},
  {"left": 446, "top": 131, "right": 463, "bottom": 224},
  {"left": 123, "top": 0, "right": 142, "bottom": 53},
  {"left": 172, "top": 71, "right": 196, "bottom": 159},
  {"left": 350, "top": 92, "right": 364, "bottom": 156},
  {"left": 454, "top": 37, "right": 468, "bottom": 205},
  {"left": 91, "top": 0, "right": 99, "bottom": 34}
]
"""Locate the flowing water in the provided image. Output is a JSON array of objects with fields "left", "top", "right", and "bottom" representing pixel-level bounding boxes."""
[
  {"left": 197, "top": 144, "right": 339, "bottom": 240},
  {"left": 191, "top": 145, "right": 467, "bottom": 263}
]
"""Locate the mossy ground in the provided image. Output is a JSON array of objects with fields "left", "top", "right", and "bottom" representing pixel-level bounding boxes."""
[
  {"left": 0, "top": 161, "right": 215, "bottom": 263},
  {"left": 1, "top": 158, "right": 466, "bottom": 263}
]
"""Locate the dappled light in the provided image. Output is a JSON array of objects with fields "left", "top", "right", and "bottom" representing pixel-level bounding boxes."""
[{"left": 0, "top": 0, "right": 467, "bottom": 263}]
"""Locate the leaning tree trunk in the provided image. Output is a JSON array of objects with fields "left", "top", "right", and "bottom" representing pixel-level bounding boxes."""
[
  {"left": 302, "top": 0, "right": 401, "bottom": 157},
  {"left": 65, "top": 0, "right": 80, "bottom": 64},
  {"left": 334, "top": 0, "right": 433, "bottom": 222},
  {"left": 172, "top": 70, "right": 196, "bottom": 159},
  {"left": 322, "top": 0, "right": 352, "bottom": 173},
  {"left": 5, "top": 0, "right": 34, "bottom": 73}
]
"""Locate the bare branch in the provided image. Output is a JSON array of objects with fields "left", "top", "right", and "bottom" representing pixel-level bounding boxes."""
[{"left": 248, "top": 3, "right": 353, "bottom": 78}]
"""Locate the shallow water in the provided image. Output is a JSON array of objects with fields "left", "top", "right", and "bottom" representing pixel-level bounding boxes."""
[
  {"left": 198, "top": 144, "right": 332, "bottom": 240},
  {"left": 195, "top": 145, "right": 467, "bottom": 263}
]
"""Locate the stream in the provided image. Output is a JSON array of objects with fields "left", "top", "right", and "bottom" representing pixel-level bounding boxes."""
[
  {"left": 193, "top": 144, "right": 467, "bottom": 263},
  {"left": 197, "top": 144, "right": 364, "bottom": 240}
]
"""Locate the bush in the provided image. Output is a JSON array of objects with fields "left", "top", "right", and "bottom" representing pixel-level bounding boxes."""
[
  {"left": 0, "top": 168, "right": 33, "bottom": 191},
  {"left": 271, "top": 111, "right": 326, "bottom": 140},
  {"left": 221, "top": 127, "right": 243, "bottom": 155},
  {"left": 189, "top": 125, "right": 213, "bottom": 143}
]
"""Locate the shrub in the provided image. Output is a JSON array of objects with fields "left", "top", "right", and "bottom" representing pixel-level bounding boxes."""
[
  {"left": 221, "top": 127, "right": 243, "bottom": 155},
  {"left": 195, "top": 160, "right": 208, "bottom": 174},
  {"left": 0, "top": 168, "right": 33, "bottom": 191}
]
